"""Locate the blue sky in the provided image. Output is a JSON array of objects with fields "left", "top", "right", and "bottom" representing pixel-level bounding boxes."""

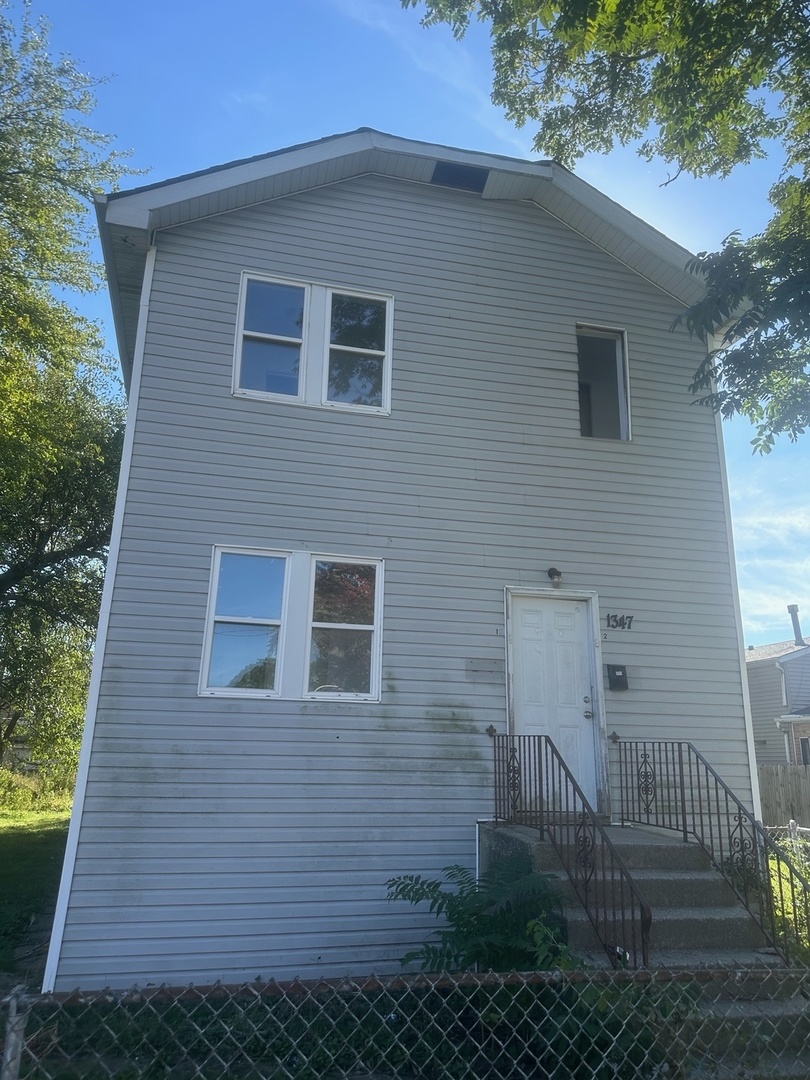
[{"left": 40, "top": 0, "right": 808, "bottom": 646}]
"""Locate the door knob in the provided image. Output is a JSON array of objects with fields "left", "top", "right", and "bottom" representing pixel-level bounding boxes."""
[{"left": 583, "top": 710, "right": 593, "bottom": 719}]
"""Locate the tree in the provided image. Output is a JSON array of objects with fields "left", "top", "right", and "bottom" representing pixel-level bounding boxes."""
[
  {"left": 0, "top": 620, "right": 92, "bottom": 782},
  {"left": 402, "top": 0, "right": 810, "bottom": 450},
  {"left": 0, "top": 351, "right": 124, "bottom": 778},
  {"left": 0, "top": 2, "right": 130, "bottom": 774},
  {"left": 0, "top": 364, "right": 124, "bottom": 632}
]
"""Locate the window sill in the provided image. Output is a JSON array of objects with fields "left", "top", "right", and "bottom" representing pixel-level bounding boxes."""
[
  {"left": 199, "top": 689, "right": 380, "bottom": 703},
  {"left": 232, "top": 388, "right": 391, "bottom": 417}
]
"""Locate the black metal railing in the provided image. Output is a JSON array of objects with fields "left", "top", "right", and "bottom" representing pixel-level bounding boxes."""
[
  {"left": 494, "top": 734, "right": 651, "bottom": 967},
  {"left": 618, "top": 739, "right": 810, "bottom": 964}
]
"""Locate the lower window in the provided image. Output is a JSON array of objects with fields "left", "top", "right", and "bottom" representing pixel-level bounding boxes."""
[{"left": 201, "top": 548, "right": 383, "bottom": 700}]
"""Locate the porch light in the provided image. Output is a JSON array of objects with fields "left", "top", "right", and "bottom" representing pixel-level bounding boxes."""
[{"left": 547, "top": 567, "right": 562, "bottom": 584}]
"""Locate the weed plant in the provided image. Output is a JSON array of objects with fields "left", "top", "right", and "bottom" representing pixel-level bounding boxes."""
[
  {"left": 768, "top": 836, "right": 810, "bottom": 963},
  {"left": 386, "top": 855, "right": 572, "bottom": 972},
  {"left": 0, "top": 767, "right": 74, "bottom": 814}
]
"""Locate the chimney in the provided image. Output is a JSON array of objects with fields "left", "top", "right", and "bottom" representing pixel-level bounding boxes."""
[{"left": 788, "top": 604, "right": 806, "bottom": 647}]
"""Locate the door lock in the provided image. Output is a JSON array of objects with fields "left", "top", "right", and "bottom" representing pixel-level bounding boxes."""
[{"left": 583, "top": 710, "right": 594, "bottom": 719}]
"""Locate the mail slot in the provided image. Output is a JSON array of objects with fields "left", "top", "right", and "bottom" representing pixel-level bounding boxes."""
[{"left": 606, "top": 664, "right": 629, "bottom": 691}]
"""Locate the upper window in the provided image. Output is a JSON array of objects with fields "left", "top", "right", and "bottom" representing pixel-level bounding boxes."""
[
  {"left": 235, "top": 274, "right": 393, "bottom": 413},
  {"left": 201, "top": 548, "right": 383, "bottom": 700},
  {"left": 576, "top": 327, "right": 630, "bottom": 441}
]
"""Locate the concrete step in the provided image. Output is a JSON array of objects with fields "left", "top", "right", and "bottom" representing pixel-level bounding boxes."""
[
  {"left": 564, "top": 904, "right": 768, "bottom": 951},
  {"left": 598, "top": 826, "right": 714, "bottom": 872},
  {"left": 548, "top": 867, "right": 739, "bottom": 909},
  {"left": 525, "top": 824, "right": 714, "bottom": 873},
  {"left": 683, "top": 995, "right": 810, "bottom": 1057},
  {"left": 623, "top": 868, "right": 737, "bottom": 908},
  {"left": 574, "top": 944, "right": 785, "bottom": 970},
  {"left": 481, "top": 821, "right": 780, "bottom": 969}
]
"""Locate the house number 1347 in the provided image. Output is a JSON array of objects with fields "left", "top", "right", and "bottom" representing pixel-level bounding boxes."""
[{"left": 605, "top": 613, "right": 634, "bottom": 629}]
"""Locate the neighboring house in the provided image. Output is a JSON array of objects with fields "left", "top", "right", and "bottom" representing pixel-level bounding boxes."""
[
  {"left": 45, "top": 130, "right": 759, "bottom": 992},
  {"left": 746, "top": 606, "right": 810, "bottom": 764}
]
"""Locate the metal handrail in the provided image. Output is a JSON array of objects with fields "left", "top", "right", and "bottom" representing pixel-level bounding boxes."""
[
  {"left": 494, "top": 734, "right": 651, "bottom": 967},
  {"left": 618, "top": 739, "right": 810, "bottom": 964}
]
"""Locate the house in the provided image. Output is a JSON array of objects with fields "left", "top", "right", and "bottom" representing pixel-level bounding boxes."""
[
  {"left": 44, "top": 130, "right": 760, "bottom": 991},
  {"left": 746, "top": 605, "right": 810, "bottom": 764}
]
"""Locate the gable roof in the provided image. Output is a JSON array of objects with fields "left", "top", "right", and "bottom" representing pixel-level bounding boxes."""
[{"left": 96, "top": 128, "right": 705, "bottom": 387}]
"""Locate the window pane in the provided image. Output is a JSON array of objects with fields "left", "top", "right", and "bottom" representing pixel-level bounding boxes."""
[
  {"left": 240, "top": 339, "right": 300, "bottom": 396},
  {"left": 309, "top": 628, "right": 372, "bottom": 693},
  {"left": 330, "top": 294, "right": 386, "bottom": 351},
  {"left": 313, "top": 562, "right": 376, "bottom": 624},
  {"left": 216, "top": 554, "right": 285, "bottom": 619},
  {"left": 327, "top": 351, "right": 383, "bottom": 407},
  {"left": 209, "top": 624, "right": 278, "bottom": 689},
  {"left": 244, "top": 280, "right": 304, "bottom": 339}
]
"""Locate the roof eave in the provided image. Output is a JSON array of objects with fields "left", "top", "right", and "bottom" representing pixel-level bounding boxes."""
[
  {"left": 97, "top": 130, "right": 708, "bottom": 378},
  {"left": 103, "top": 129, "right": 557, "bottom": 232}
]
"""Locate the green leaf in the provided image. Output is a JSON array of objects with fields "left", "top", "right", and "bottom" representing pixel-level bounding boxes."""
[{"left": 403, "top": 0, "right": 810, "bottom": 448}]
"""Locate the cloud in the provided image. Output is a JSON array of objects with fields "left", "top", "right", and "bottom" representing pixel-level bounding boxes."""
[{"left": 729, "top": 476, "right": 810, "bottom": 643}]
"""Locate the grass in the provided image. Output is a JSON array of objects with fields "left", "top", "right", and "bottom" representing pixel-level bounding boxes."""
[{"left": 0, "top": 807, "right": 71, "bottom": 973}]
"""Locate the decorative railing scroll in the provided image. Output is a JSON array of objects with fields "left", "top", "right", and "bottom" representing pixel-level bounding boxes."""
[
  {"left": 494, "top": 734, "right": 651, "bottom": 968},
  {"left": 618, "top": 739, "right": 810, "bottom": 965}
]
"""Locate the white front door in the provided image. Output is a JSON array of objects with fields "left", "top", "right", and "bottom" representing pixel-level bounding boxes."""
[{"left": 508, "top": 593, "right": 598, "bottom": 805}]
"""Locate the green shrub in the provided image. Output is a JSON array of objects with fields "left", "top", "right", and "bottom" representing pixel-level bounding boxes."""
[
  {"left": 0, "top": 766, "right": 74, "bottom": 813},
  {"left": 768, "top": 848, "right": 810, "bottom": 963},
  {"left": 387, "top": 855, "right": 573, "bottom": 972}
]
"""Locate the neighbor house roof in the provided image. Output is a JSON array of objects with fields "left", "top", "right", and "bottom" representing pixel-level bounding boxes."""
[
  {"left": 95, "top": 127, "right": 705, "bottom": 388},
  {"left": 746, "top": 642, "right": 810, "bottom": 664}
]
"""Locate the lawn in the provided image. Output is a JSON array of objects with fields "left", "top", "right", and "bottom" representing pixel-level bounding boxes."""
[{"left": 0, "top": 809, "right": 70, "bottom": 973}]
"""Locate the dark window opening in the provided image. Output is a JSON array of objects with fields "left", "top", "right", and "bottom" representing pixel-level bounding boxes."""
[
  {"left": 430, "top": 161, "right": 489, "bottom": 193},
  {"left": 576, "top": 329, "right": 629, "bottom": 440},
  {"left": 578, "top": 382, "right": 593, "bottom": 438},
  {"left": 800, "top": 737, "right": 810, "bottom": 765}
]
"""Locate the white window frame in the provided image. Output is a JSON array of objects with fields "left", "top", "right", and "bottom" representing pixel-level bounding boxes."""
[
  {"left": 199, "top": 546, "right": 290, "bottom": 698},
  {"left": 200, "top": 547, "right": 384, "bottom": 701},
  {"left": 233, "top": 272, "right": 394, "bottom": 415},
  {"left": 576, "top": 325, "right": 631, "bottom": 441}
]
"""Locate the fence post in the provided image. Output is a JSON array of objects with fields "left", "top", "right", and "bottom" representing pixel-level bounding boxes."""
[{"left": 1, "top": 987, "right": 29, "bottom": 1080}]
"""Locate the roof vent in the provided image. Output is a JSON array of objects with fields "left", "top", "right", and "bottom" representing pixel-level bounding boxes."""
[{"left": 430, "top": 160, "right": 489, "bottom": 193}]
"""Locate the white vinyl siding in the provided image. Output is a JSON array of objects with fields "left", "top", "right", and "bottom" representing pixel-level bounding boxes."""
[
  {"left": 234, "top": 273, "right": 393, "bottom": 413},
  {"left": 51, "top": 174, "right": 754, "bottom": 990},
  {"left": 746, "top": 661, "right": 791, "bottom": 763}
]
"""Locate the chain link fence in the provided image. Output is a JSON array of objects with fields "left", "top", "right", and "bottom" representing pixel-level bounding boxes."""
[
  {"left": 3, "top": 967, "right": 810, "bottom": 1080},
  {"left": 767, "top": 821, "right": 810, "bottom": 850}
]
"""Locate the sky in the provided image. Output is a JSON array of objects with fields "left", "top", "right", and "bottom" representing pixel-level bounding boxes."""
[{"left": 35, "top": 0, "right": 809, "bottom": 647}]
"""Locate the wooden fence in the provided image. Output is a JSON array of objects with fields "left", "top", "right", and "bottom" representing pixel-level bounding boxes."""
[{"left": 758, "top": 764, "right": 810, "bottom": 826}]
